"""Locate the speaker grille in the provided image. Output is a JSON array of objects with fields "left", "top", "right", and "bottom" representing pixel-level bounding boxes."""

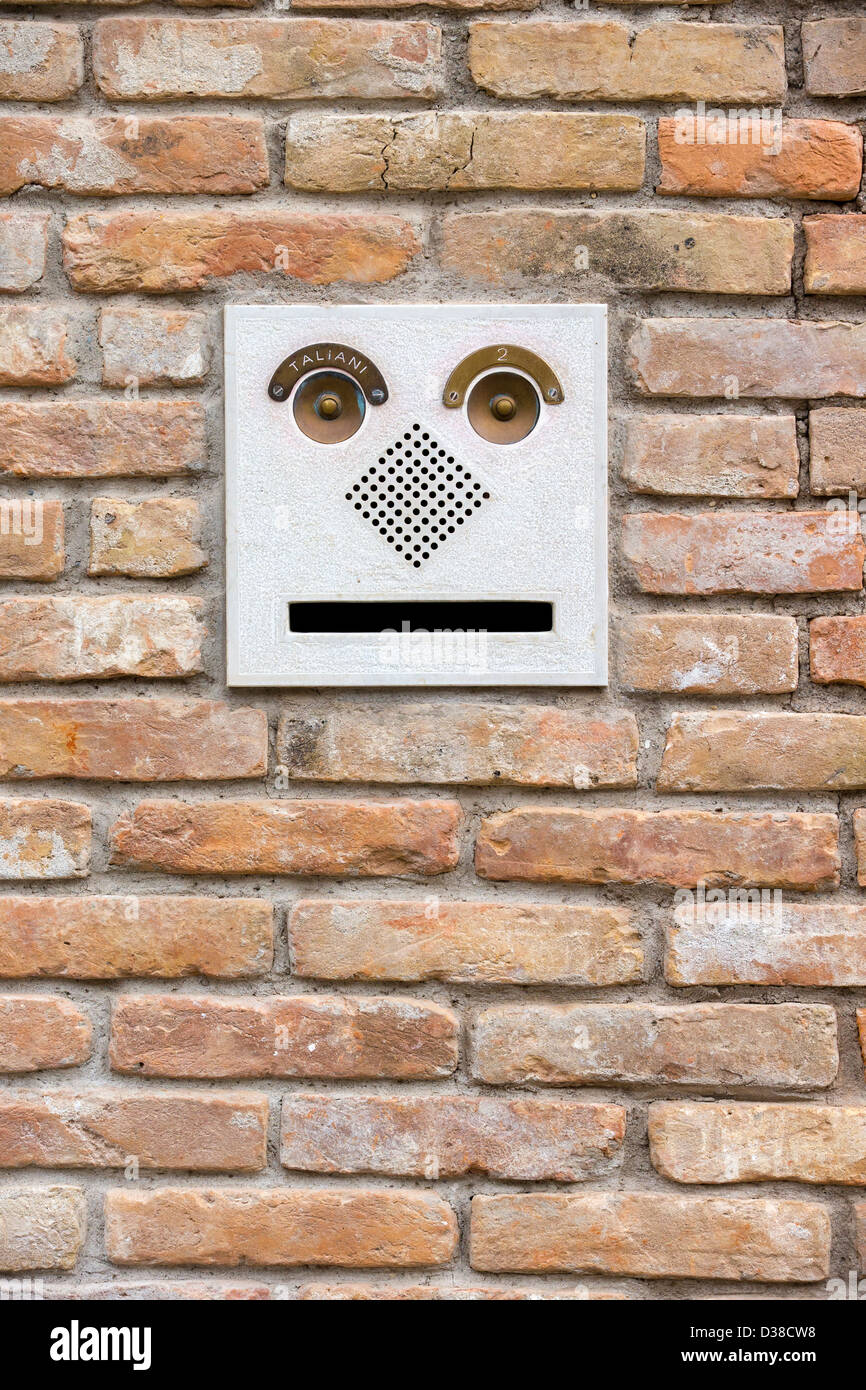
[{"left": 345, "top": 422, "right": 490, "bottom": 568}]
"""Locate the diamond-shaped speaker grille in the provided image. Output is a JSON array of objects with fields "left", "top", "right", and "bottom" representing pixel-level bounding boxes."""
[{"left": 344, "top": 422, "right": 490, "bottom": 568}]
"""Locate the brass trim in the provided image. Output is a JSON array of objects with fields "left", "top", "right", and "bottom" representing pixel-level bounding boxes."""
[
  {"left": 268, "top": 343, "right": 388, "bottom": 405},
  {"left": 442, "top": 345, "right": 564, "bottom": 408}
]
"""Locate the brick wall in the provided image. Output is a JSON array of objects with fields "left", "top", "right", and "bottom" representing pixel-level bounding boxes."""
[{"left": 1, "top": 0, "right": 865, "bottom": 1301}]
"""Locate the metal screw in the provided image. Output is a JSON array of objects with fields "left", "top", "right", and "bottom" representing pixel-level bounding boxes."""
[
  {"left": 370, "top": 388, "right": 385, "bottom": 403},
  {"left": 271, "top": 384, "right": 285, "bottom": 400}
]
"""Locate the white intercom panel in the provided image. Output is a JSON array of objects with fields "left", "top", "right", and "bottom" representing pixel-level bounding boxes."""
[{"left": 225, "top": 303, "right": 607, "bottom": 686}]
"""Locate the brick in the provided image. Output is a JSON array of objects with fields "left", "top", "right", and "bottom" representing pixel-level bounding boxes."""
[
  {"left": 629, "top": 318, "right": 866, "bottom": 400},
  {"left": 856, "top": 1207, "right": 866, "bottom": 1273},
  {"left": 110, "top": 994, "right": 458, "bottom": 1079},
  {"left": 658, "top": 118, "right": 862, "bottom": 201},
  {"left": 278, "top": 705, "right": 637, "bottom": 788},
  {"left": 0, "top": 307, "right": 74, "bottom": 387},
  {"left": 0, "top": 996, "right": 91, "bottom": 1072},
  {"left": 470, "top": 1193, "right": 829, "bottom": 1282},
  {"left": 0, "top": 499, "right": 63, "bottom": 581},
  {"left": 93, "top": 18, "right": 442, "bottom": 100},
  {"left": 475, "top": 808, "right": 838, "bottom": 890},
  {"left": 468, "top": 22, "right": 785, "bottom": 102},
  {"left": 618, "top": 615, "right": 798, "bottom": 696},
  {"left": 0, "top": 698, "right": 266, "bottom": 781},
  {"left": 810, "top": 409, "right": 866, "bottom": 495},
  {"left": 621, "top": 413, "right": 798, "bottom": 499},
  {"left": 292, "top": 0, "right": 537, "bottom": 8},
  {"left": 289, "top": 899, "right": 643, "bottom": 987},
  {"left": 0, "top": 1091, "right": 266, "bottom": 1172},
  {"left": 811, "top": 617, "right": 866, "bottom": 687},
  {"left": 0, "top": 212, "right": 50, "bottom": 292},
  {"left": 281, "top": 1096, "right": 625, "bottom": 1182},
  {"left": 666, "top": 902, "right": 866, "bottom": 988},
  {"left": 0, "top": 400, "right": 204, "bottom": 478},
  {"left": 0, "top": 21, "right": 82, "bottom": 100},
  {"left": 650, "top": 1102, "right": 866, "bottom": 1186},
  {"left": 89, "top": 498, "right": 206, "bottom": 578},
  {"left": 0, "top": 1187, "right": 85, "bottom": 1272},
  {"left": 63, "top": 210, "right": 420, "bottom": 294},
  {"left": 99, "top": 311, "right": 210, "bottom": 388},
  {"left": 0, "top": 799, "right": 90, "bottom": 880},
  {"left": 106, "top": 1188, "right": 457, "bottom": 1269},
  {"left": 623, "top": 512, "right": 864, "bottom": 595},
  {"left": 472, "top": 1002, "right": 837, "bottom": 1089},
  {"left": 110, "top": 799, "right": 461, "bottom": 876},
  {"left": 0, "top": 596, "right": 204, "bottom": 682},
  {"left": 299, "top": 1284, "right": 625, "bottom": 1300},
  {"left": 803, "top": 18, "right": 866, "bottom": 97},
  {"left": 52, "top": 1282, "right": 275, "bottom": 1302},
  {"left": 853, "top": 813, "right": 866, "bottom": 888},
  {"left": 805, "top": 215, "right": 866, "bottom": 295},
  {"left": 0, "top": 895, "right": 273, "bottom": 979},
  {"left": 440, "top": 209, "right": 791, "bottom": 294},
  {"left": 659, "top": 713, "right": 866, "bottom": 792},
  {"left": 0, "top": 116, "right": 266, "bottom": 197},
  {"left": 286, "top": 112, "right": 645, "bottom": 192}
]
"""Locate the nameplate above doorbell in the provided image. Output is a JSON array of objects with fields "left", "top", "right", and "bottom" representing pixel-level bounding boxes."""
[{"left": 224, "top": 303, "right": 608, "bottom": 686}]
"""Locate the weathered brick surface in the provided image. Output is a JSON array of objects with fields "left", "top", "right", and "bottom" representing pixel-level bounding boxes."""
[
  {"left": 0, "top": 212, "right": 50, "bottom": 291},
  {"left": 110, "top": 799, "right": 461, "bottom": 876},
  {"left": 0, "top": 499, "right": 63, "bottom": 581},
  {"left": 278, "top": 705, "right": 637, "bottom": 787},
  {"left": 89, "top": 498, "right": 206, "bottom": 578},
  {"left": 0, "top": 698, "right": 265, "bottom": 780},
  {"left": 99, "top": 311, "right": 210, "bottom": 387},
  {"left": 804, "top": 215, "right": 866, "bottom": 296},
  {"left": 93, "top": 19, "right": 443, "bottom": 100},
  {"left": 0, "top": 895, "right": 273, "bottom": 979},
  {"left": 0, "top": 597, "right": 204, "bottom": 681},
  {"left": 7, "top": 0, "right": 864, "bottom": 1301},
  {"left": 810, "top": 408, "right": 866, "bottom": 495},
  {"left": 106, "top": 1188, "right": 458, "bottom": 1268},
  {"left": 0, "top": 1091, "right": 267, "bottom": 1171},
  {"left": 803, "top": 18, "right": 866, "bottom": 97},
  {"left": 629, "top": 318, "right": 866, "bottom": 399},
  {"left": 649, "top": 1102, "right": 866, "bottom": 1186},
  {"left": 280, "top": 1096, "right": 625, "bottom": 1181},
  {"left": 621, "top": 414, "right": 799, "bottom": 498},
  {"left": 666, "top": 902, "right": 866, "bottom": 988},
  {"left": 811, "top": 617, "right": 866, "bottom": 687},
  {"left": 468, "top": 22, "right": 785, "bottom": 102},
  {"left": 470, "top": 1194, "right": 829, "bottom": 1281},
  {"left": 0, "top": 401, "right": 205, "bottom": 478},
  {"left": 440, "top": 209, "right": 792, "bottom": 294},
  {"left": 476, "top": 809, "right": 838, "bottom": 890},
  {"left": 659, "top": 713, "right": 866, "bottom": 792},
  {"left": 110, "top": 994, "right": 458, "bottom": 1078},
  {"left": 289, "top": 899, "right": 643, "bottom": 986},
  {"left": 623, "top": 512, "right": 865, "bottom": 595},
  {"left": 64, "top": 210, "right": 421, "bottom": 293},
  {"left": 0, "top": 307, "right": 74, "bottom": 386},
  {"left": 0, "top": 799, "right": 90, "bottom": 880},
  {"left": 0, "top": 21, "right": 82, "bottom": 100},
  {"left": 657, "top": 118, "right": 862, "bottom": 201},
  {"left": 0, "top": 1187, "right": 85, "bottom": 1272},
  {"left": 0, "top": 996, "right": 91, "bottom": 1072},
  {"left": 286, "top": 112, "right": 645, "bottom": 192},
  {"left": 0, "top": 116, "right": 268, "bottom": 195},
  {"left": 618, "top": 615, "right": 798, "bottom": 696},
  {"left": 472, "top": 1003, "right": 837, "bottom": 1089}
]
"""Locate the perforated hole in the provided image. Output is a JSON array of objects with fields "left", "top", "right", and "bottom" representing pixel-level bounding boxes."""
[{"left": 344, "top": 423, "right": 490, "bottom": 568}]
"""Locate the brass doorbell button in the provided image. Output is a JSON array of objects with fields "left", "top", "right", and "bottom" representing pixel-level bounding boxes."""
[
  {"left": 467, "top": 370, "right": 540, "bottom": 444},
  {"left": 442, "top": 344, "right": 565, "bottom": 415},
  {"left": 293, "top": 370, "right": 364, "bottom": 444}
]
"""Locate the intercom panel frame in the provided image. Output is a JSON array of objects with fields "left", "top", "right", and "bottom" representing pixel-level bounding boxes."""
[{"left": 225, "top": 303, "right": 608, "bottom": 687}]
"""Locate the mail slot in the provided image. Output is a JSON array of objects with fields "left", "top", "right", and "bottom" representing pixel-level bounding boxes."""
[{"left": 224, "top": 304, "right": 607, "bottom": 686}]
